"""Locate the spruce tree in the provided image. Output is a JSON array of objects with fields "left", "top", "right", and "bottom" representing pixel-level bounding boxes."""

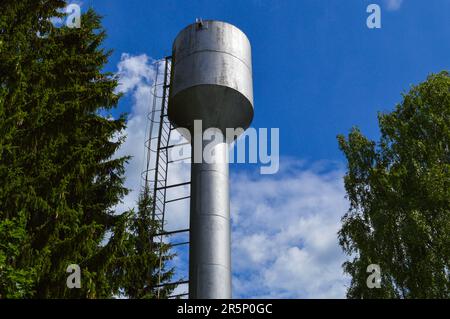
[
  {"left": 0, "top": 0, "right": 175, "bottom": 298},
  {"left": 112, "top": 188, "right": 175, "bottom": 299}
]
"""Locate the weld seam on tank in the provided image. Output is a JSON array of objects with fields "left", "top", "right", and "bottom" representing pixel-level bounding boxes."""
[{"left": 173, "top": 49, "right": 252, "bottom": 71}]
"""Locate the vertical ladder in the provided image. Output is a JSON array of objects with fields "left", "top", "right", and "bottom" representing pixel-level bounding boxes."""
[{"left": 143, "top": 56, "right": 191, "bottom": 299}]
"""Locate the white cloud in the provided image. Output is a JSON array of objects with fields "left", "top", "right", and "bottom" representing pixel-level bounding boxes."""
[
  {"left": 231, "top": 161, "right": 350, "bottom": 298},
  {"left": 114, "top": 53, "right": 350, "bottom": 298},
  {"left": 115, "top": 53, "right": 155, "bottom": 95},
  {"left": 384, "top": 0, "right": 403, "bottom": 11},
  {"left": 113, "top": 53, "right": 155, "bottom": 214}
]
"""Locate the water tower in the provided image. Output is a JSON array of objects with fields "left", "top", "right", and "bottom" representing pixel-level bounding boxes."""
[{"left": 168, "top": 20, "right": 254, "bottom": 299}]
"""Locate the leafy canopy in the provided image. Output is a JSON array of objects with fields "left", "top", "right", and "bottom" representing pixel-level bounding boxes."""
[{"left": 338, "top": 72, "right": 450, "bottom": 298}]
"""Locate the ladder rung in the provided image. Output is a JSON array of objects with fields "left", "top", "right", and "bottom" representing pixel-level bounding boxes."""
[
  {"left": 161, "top": 125, "right": 170, "bottom": 136},
  {"left": 165, "top": 195, "right": 190, "bottom": 204},
  {"left": 152, "top": 228, "right": 190, "bottom": 237},
  {"left": 154, "top": 204, "right": 163, "bottom": 214},
  {"left": 157, "top": 165, "right": 167, "bottom": 174},
  {"left": 159, "top": 137, "right": 169, "bottom": 146},
  {"left": 168, "top": 156, "right": 191, "bottom": 164},
  {"left": 156, "top": 184, "right": 166, "bottom": 192},
  {"left": 171, "top": 241, "right": 189, "bottom": 247},
  {"left": 151, "top": 280, "right": 189, "bottom": 289},
  {"left": 154, "top": 199, "right": 164, "bottom": 206},
  {"left": 161, "top": 142, "right": 190, "bottom": 150},
  {"left": 158, "top": 156, "right": 167, "bottom": 165},
  {"left": 156, "top": 181, "right": 190, "bottom": 191},
  {"left": 157, "top": 170, "right": 166, "bottom": 180},
  {"left": 156, "top": 166, "right": 166, "bottom": 177}
]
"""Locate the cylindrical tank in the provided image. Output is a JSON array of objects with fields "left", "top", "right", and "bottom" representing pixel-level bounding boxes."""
[
  {"left": 168, "top": 20, "right": 254, "bottom": 299},
  {"left": 169, "top": 20, "right": 254, "bottom": 135}
]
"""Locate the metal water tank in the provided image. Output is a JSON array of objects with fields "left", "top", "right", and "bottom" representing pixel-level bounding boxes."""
[
  {"left": 169, "top": 19, "right": 254, "bottom": 134},
  {"left": 168, "top": 20, "right": 254, "bottom": 299}
]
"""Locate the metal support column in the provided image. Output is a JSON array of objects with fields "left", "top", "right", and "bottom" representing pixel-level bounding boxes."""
[{"left": 189, "top": 130, "right": 231, "bottom": 299}]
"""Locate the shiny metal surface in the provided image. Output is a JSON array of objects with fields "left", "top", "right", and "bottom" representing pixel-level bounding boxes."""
[
  {"left": 169, "top": 20, "right": 254, "bottom": 135},
  {"left": 189, "top": 131, "right": 231, "bottom": 299},
  {"left": 168, "top": 20, "right": 254, "bottom": 299}
]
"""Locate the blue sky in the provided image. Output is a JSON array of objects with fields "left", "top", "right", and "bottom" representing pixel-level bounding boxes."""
[
  {"left": 80, "top": 0, "right": 450, "bottom": 298},
  {"left": 93, "top": 0, "right": 450, "bottom": 161}
]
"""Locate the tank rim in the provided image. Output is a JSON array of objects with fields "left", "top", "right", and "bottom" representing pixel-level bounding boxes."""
[{"left": 172, "top": 20, "right": 251, "bottom": 50}]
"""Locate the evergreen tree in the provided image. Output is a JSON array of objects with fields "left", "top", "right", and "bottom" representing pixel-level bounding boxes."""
[
  {"left": 337, "top": 72, "right": 450, "bottom": 298},
  {"left": 0, "top": 0, "right": 175, "bottom": 298},
  {"left": 112, "top": 188, "right": 175, "bottom": 299}
]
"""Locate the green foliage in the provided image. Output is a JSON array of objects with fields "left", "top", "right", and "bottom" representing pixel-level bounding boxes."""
[
  {"left": 0, "top": 0, "right": 175, "bottom": 298},
  {"left": 338, "top": 72, "right": 450, "bottom": 298},
  {"left": 0, "top": 213, "right": 35, "bottom": 298},
  {"left": 111, "top": 189, "right": 175, "bottom": 299}
]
